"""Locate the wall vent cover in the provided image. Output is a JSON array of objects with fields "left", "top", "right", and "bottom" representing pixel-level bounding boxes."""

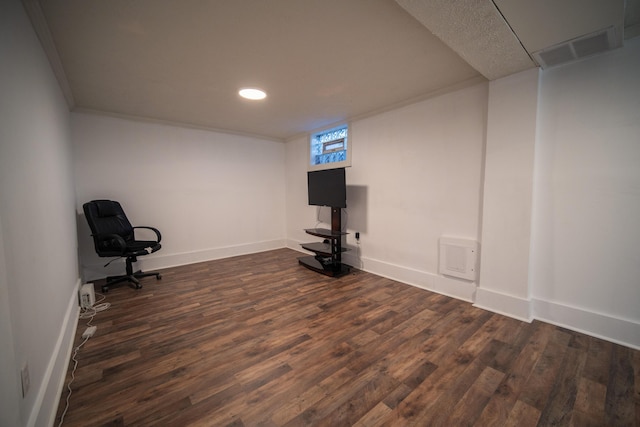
[
  {"left": 532, "top": 26, "right": 620, "bottom": 69},
  {"left": 439, "top": 237, "right": 479, "bottom": 281}
]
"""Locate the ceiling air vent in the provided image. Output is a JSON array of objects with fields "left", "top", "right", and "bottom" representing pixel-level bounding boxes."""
[{"left": 532, "top": 26, "right": 620, "bottom": 69}]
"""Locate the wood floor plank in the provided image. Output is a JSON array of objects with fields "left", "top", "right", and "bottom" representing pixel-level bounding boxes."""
[
  {"left": 605, "top": 344, "right": 636, "bottom": 426},
  {"left": 633, "top": 349, "right": 640, "bottom": 426},
  {"left": 54, "top": 248, "right": 639, "bottom": 426},
  {"left": 352, "top": 401, "right": 393, "bottom": 427},
  {"left": 446, "top": 366, "right": 505, "bottom": 425},
  {"left": 518, "top": 327, "right": 572, "bottom": 411},
  {"left": 412, "top": 359, "right": 487, "bottom": 425},
  {"left": 473, "top": 321, "right": 552, "bottom": 426},
  {"left": 270, "top": 367, "right": 355, "bottom": 425},
  {"left": 504, "top": 400, "right": 541, "bottom": 427},
  {"left": 537, "top": 344, "right": 587, "bottom": 426},
  {"left": 573, "top": 376, "right": 607, "bottom": 425}
]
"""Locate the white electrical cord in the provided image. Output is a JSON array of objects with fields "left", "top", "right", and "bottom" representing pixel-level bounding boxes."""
[
  {"left": 57, "top": 292, "right": 110, "bottom": 426},
  {"left": 57, "top": 335, "right": 89, "bottom": 427},
  {"left": 78, "top": 292, "right": 110, "bottom": 319}
]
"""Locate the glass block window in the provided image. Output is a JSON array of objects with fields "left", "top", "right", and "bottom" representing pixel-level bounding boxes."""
[{"left": 310, "top": 124, "right": 348, "bottom": 168}]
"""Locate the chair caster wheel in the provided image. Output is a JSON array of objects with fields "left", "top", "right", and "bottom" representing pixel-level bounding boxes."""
[
  {"left": 102, "top": 286, "right": 109, "bottom": 293},
  {"left": 157, "top": 274, "right": 162, "bottom": 280},
  {"left": 135, "top": 284, "right": 142, "bottom": 289}
]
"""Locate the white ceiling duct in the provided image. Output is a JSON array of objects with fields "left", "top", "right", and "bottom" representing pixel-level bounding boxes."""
[{"left": 532, "top": 26, "right": 621, "bottom": 68}]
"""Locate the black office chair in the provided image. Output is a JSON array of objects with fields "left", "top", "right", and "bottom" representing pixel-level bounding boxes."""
[{"left": 83, "top": 199, "right": 162, "bottom": 292}]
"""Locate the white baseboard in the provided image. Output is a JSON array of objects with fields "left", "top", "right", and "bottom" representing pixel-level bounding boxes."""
[
  {"left": 82, "top": 239, "right": 286, "bottom": 281},
  {"left": 432, "top": 275, "right": 477, "bottom": 303},
  {"left": 30, "top": 278, "right": 81, "bottom": 427},
  {"left": 532, "top": 298, "right": 640, "bottom": 350},
  {"left": 354, "top": 256, "right": 476, "bottom": 302},
  {"left": 287, "top": 240, "right": 476, "bottom": 302},
  {"left": 473, "top": 287, "right": 533, "bottom": 322}
]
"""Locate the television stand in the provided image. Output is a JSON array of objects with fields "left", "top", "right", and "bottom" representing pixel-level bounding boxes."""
[{"left": 298, "top": 207, "right": 351, "bottom": 277}]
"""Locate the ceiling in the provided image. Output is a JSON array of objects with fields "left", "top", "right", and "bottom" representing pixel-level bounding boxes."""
[{"left": 23, "top": 0, "right": 635, "bottom": 141}]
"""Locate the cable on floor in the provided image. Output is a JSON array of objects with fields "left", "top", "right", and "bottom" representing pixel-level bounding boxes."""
[{"left": 57, "top": 291, "right": 110, "bottom": 426}]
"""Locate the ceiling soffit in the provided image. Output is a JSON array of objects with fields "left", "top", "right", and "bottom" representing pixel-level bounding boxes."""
[{"left": 395, "top": 0, "right": 535, "bottom": 80}]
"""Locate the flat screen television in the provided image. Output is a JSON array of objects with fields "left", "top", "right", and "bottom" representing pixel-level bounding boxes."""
[{"left": 307, "top": 168, "right": 346, "bottom": 208}]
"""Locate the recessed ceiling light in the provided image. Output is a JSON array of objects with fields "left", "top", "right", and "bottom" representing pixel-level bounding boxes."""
[{"left": 239, "top": 88, "right": 267, "bottom": 100}]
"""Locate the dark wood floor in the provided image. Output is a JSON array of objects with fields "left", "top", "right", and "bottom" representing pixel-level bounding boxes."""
[{"left": 56, "top": 248, "right": 638, "bottom": 426}]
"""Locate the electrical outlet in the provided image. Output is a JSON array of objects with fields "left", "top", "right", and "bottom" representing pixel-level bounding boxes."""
[{"left": 21, "top": 363, "right": 30, "bottom": 397}]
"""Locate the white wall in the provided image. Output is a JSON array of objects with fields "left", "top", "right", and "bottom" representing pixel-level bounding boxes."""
[
  {"left": 530, "top": 37, "right": 640, "bottom": 347},
  {"left": 73, "top": 113, "right": 287, "bottom": 280},
  {"left": 476, "top": 68, "right": 540, "bottom": 321},
  {"left": 0, "top": 1, "right": 80, "bottom": 425},
  {"left": 286, "top": 83, "right": 488, "bottom": 301}
]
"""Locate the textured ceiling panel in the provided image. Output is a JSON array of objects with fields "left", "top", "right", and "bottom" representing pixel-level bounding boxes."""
[{"left": 394, "top": 0, "right": 535, "bottom": 80}]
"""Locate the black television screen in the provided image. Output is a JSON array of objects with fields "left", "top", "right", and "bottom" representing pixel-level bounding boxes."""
[{"left": 307, "top": 168, "right": 346, "bottom": 208}]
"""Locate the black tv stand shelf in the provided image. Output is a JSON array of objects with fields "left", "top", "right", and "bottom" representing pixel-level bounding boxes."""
[
  {"left": 303, "top": 228, "right": 346, "bottom": 239},
  {"left": 300, "top": 241, "right": 347, "bottom": 257},
  {"left": 298, "top": 208, "right": 351, "bottom": 277}
]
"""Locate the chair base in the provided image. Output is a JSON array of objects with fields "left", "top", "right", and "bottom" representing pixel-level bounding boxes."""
[
  {"left": 103, "top": 270, "right": 162, "bottom": 293},
  {"left": 102, "top": 255, "right": 162, "bottom": 292}
]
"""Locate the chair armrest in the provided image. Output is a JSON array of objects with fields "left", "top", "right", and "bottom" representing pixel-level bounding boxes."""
[
  {"left": 133, "top": 226, "right": 162, "bottom": 243},
  {"left": 93, "top": 233, "right": 127, "bottom": 254}
]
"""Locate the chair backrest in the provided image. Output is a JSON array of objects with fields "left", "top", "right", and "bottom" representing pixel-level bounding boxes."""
[{"left": 83, "top": 200, "right": 134, "bottom": 256}]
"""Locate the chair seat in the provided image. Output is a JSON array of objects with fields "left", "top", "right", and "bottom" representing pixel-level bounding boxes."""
[{"left": 126, "top": 240, "right": 161, "bottom": 256}]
